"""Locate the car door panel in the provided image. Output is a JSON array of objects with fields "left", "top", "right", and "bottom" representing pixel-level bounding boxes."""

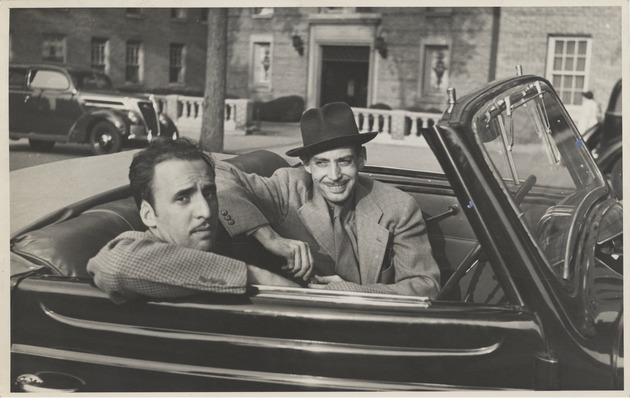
[
  {"left": 368, "top": 170, "right": 478, "bottom": 280},
  {"left": 27, "top": 68, "right": 83, "bottom": 137},
  {"left": 13, "top": 277, "right": 546, "bottom": 391},
  {"left": 9, "top": 66, "right": 30, "bottom": 133}
]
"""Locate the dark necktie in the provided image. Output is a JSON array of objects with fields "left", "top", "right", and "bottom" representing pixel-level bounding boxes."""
[{"left": 333, "top": 205, "right": 361, "bottom": 283}]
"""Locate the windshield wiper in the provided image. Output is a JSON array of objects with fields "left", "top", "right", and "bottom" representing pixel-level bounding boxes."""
[{"left": 495, "top": 96, "right": 520, "bottom": 185}]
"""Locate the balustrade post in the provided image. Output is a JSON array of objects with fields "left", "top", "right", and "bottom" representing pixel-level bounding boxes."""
[
  {"left": 390, "top": 110, "right": 406, "bottom": 140},
  {"left": 165, "top": 95, "right": 180, "bottom": 122}
]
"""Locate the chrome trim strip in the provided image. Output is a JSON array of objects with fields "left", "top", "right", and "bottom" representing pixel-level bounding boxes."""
[
  {"left": 12, "top": 344, "right": 512, "bottom": 391},
  {"left": 42, "top": 305, "right": 500, "bottom": 358},
  {"left": 253, "top": 284, "right": 431, "bottom": 308}
]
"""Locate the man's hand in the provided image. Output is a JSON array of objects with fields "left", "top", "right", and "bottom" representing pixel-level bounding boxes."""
[
  {"left": 308, "top": 274, "right": 345, "bottom": 289},
  {"left": 252, "top": 225, "right": 314, "bottom": 281},
  {"left": 246, "top": 265, "right": 300, "bottom": 288}
]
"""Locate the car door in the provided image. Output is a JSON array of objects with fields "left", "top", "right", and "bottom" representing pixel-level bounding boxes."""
[
  {"left": 12, "top": 273, "right": 547, "bottom": 392},
  {"left": 26, "top": 68, "right": 83, "bottom": 137},
  {"left": 9, "top": 66, "right": 30, "bottom": 133}
]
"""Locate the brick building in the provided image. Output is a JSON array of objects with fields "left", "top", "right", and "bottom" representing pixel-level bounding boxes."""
[{"left": 10, "top": 6, "right": 623, "bottom": 117}]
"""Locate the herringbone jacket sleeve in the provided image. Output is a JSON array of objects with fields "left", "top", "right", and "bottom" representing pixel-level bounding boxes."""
[
  {"left": 87, "top": 231, "right": 248, "bottom": 304},
  {"left": 215, "top": 161, "right": 296, "bottom": 236}
]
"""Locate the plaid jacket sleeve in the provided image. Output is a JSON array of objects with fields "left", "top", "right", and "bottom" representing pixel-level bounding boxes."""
[{"left": 86, "top": 231, "right": 248, "bottom": 304}]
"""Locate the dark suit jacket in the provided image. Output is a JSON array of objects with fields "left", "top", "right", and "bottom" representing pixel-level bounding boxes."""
[{"left": 216, "top": 162, "right": 440, "bottom": 298}]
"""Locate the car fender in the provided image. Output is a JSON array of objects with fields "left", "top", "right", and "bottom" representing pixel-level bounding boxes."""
[
  {"left": 596, "top": 140, "right": 622, "bottom": 172},
  {"left": 158, "top": 113, "right": 179, "bottom": 137},
  {"left": 69, "top": 109, "right": 128, "bottom": 143}
]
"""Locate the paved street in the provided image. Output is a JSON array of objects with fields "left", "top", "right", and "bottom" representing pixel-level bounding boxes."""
[{"left": 9, "top": 122, "right": 442, "bottom": 172}]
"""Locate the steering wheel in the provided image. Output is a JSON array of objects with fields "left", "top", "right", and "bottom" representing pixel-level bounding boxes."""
[{"left": 438, "top": 174, "right": 537, "bottom": 301}]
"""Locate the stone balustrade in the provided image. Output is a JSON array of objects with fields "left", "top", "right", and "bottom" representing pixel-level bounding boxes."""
[
  {"left": 151, "top": 94, "right": 442, "bottom": 146},
  {"left": 352, "top": 107, "right": 443, "bottom": 146},
  {"left": 152, "top": 95, "right": 253, "bottom": 140}
]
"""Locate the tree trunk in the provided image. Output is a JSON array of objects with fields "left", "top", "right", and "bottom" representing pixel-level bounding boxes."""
[{"left": 200, "top": 8, "right": 228, "bottom": 152}]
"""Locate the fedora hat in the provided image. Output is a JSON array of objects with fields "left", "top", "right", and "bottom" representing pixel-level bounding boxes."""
[{"left": 286, "top": 102, "right": 377, "bottom": 157}]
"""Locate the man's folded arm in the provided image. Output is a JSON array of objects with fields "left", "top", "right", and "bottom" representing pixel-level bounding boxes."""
[
  {"left": 215, "top": 160, "right": 293, "bottom": 236},
  {"left": 87, "top": 231, "right": 249, "bottom": 304}
]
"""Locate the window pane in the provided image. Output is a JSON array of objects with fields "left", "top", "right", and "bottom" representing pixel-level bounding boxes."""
[
  {"left": 552, "top": 74, "right": 562, "bottom": 87},
  {"left": 565, "top": 57, "right": 574, "bottom": 71},
  {"left": 554, "top": 40, "right": 564, "bottom": 55},
  {"left": 30, "top": 70, "right": 70, "bottom": 90},
  {"left": 575, "top": 76, "right": 585, "bottom": 90},
  {"left": 578, "top": 40, "right": 587, "bottom": 55},
  {"left": 564, "top": 76, "right": 573, "bottom": 89},
  {"left": 125, "top": 41, "right": 142, "bottom": 83},
  {"left": 561, "top": 90, "right": 572, "bottom": 103},
  {"left": 576, "top": 57, "right": 586, "bottom": 71},
  {"left": 9, "top": 68, "right": 27, "bottom": 89},
  {"left": 169, "top": 44, "right": 184, "bottom": 83},
  {"left": 566, "top": 40, "right": 576, "bottom": 54},
  {"left": 42, "top": 34, "right": 65, "bottom": 63},
  {"left": 554, "top": 57, "right": 563, "bottom": 70}
]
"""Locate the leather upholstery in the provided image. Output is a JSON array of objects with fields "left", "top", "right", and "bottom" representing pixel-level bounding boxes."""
[
  {"left": 11, "top": 150, "right": 291, "bottom": 279},
  {"left": 11, "top": 197, "right": 144, "bottom": 278}
]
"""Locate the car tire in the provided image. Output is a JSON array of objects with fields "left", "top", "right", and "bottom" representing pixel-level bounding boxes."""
[
  {"left": 610, "top": 156, "right": 623, "bottom": 200},
  {"left": 28, "top": 139, "right": 55, "bottom": 152},
  {"left": 90, "top": 121, "right": 122, "bottom": 155}
]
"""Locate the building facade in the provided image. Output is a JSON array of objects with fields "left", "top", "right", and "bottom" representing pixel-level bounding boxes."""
[{"left": 10, "top": 6, "right": 623, "bottom": 117}]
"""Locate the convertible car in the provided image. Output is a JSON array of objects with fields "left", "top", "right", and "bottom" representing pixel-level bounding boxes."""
[{"left": 10, "top": 72, "right": 623, "bottom": 392}]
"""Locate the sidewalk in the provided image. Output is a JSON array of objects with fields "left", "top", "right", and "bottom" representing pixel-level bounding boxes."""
[{"left": 217, "top": 121, "right": 440, "bottom": 171}]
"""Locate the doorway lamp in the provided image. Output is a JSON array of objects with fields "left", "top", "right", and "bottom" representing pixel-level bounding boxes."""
[
  {"left": 291, "top": 32, "right": 304, "bottom": 56},
  {"left": 374, "top": 33, "right": 387, "bottom": 59}
]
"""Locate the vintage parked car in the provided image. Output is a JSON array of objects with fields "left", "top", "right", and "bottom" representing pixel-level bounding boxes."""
[
  {"left": 582, "top": 79, "right": 622, "bottom": 199},
  {"left": 9, "top": 63, "right": 178, "bottom": 155},
  {"left": 10, "top": 72, "right": 623, "bottom": 392}
]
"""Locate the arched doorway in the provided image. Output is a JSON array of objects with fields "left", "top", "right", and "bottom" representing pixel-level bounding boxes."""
[{"left": 319, "top": 45, "right": 370, "bottom": 107}]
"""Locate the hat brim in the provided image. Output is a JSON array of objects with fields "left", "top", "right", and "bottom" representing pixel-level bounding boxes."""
[{"left": 286, "top": 131, "right": 378, "bottom": 157}]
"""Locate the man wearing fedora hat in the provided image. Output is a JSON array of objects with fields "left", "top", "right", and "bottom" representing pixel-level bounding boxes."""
[{"left": 216, "top": 102, "right": 440, "bottom": 297}]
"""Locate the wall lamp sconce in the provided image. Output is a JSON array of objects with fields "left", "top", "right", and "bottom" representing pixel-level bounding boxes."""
[
  {"left": 291, "top": 33, "right": 304, "bottom": 56},
  {"left": 374, "top": 35, "right": 387, "bottom": 59}
]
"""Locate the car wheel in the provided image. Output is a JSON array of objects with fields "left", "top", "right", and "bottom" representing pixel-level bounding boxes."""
[
  {"left": 28, "top": 139, "right": 55, "bottom": 152},
  {"left": 610, "top": 156, "right": 623, "bottom": 200},
  {"left": 90, "top": 121, "right": 122, "bottom": 155}
]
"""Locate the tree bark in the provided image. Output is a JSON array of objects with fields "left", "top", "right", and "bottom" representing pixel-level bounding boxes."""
[{"left": 200, "top": 8, "right": 228, "bottom": 152}]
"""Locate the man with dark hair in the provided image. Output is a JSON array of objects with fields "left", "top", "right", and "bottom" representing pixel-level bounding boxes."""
[
  {"left": 217, "top": 102, "right": 440, "bottom": 297},
  {"left": 87, "top": 138, "right": 298, "bottom": 304}
]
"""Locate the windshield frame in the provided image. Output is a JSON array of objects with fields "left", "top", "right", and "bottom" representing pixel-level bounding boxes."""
[{"left": 471, "top": 79, "right": 607, "bottom": 285}]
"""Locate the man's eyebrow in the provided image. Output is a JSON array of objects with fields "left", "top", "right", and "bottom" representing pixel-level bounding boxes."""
[{"left": 173, "top": 186, "right": 196, "bottom": 199}]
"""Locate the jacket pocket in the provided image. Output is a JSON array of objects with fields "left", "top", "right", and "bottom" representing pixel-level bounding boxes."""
[{"left": 378, "top": 262, "right": 395, "bottom": 283}]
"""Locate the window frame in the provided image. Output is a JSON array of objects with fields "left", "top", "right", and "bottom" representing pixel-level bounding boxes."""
[
  {"left": 125, "top": 40, "right": 144, "bottom": 85},
  {"left": 250, "top": 35, "right": 273, "bottom": 91},
  {"left": 170, "top": 8, "right": 187, "bottom": 21},
  {"left": 90, "top": 37, "right": 109, "bottom": 74},
  {"left": 169, "top": 43, "right": 186, "bottom": 85},
  {"left": 126, "top": 8, "right": 143, "bottom": 18},
  {"left": 42, "top": 33, "right": 66, "bottom": 63},
  {"left": 545, "top": 35, "right": 593, "bottom": 108}
]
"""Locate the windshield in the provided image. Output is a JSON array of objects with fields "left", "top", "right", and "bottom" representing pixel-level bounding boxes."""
[
  {"left": 473, "top": 80, "right": 604, "bottom": 278},
  {"left": 69, "top": 70, "right": 113, "bottom": 91}
]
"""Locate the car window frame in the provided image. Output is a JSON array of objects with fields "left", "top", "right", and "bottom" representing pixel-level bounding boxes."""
[{"left": 28, "top": 68, "right": 71, "bottom": 91}]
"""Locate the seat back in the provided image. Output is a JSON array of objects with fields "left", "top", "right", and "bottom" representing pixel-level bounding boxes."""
[
  {"left": 11, "top": 197, "right": 144, "bottom": 278},
  {"left": 11, "top": 150, "right": 292, "bottom": 278}
]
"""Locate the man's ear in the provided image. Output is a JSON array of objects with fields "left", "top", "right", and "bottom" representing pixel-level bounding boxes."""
[
  {"left": 358, "top": 146, "right": 367, "bottom": 169},
  {"left": 140, "top": 200, "right": 157, "bottom": 229},
  {"left": 302, "top": 157, "right": 313, "bottom": 175}
]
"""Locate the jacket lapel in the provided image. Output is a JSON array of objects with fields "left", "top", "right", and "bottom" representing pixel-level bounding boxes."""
[
  {"left": 298, "top": 186, "right": 335, "bottom": 258},
  {"left": 355, "top": 181, "right": 389, "bottom": 284}
]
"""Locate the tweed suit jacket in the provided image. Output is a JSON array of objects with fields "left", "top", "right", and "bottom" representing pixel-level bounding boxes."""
[
  {"left": 216, "top": 162, "right": 440, "bottom": 298},
  {"left": 87, "top": 230, "right": 248, "bottom": 304}
]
